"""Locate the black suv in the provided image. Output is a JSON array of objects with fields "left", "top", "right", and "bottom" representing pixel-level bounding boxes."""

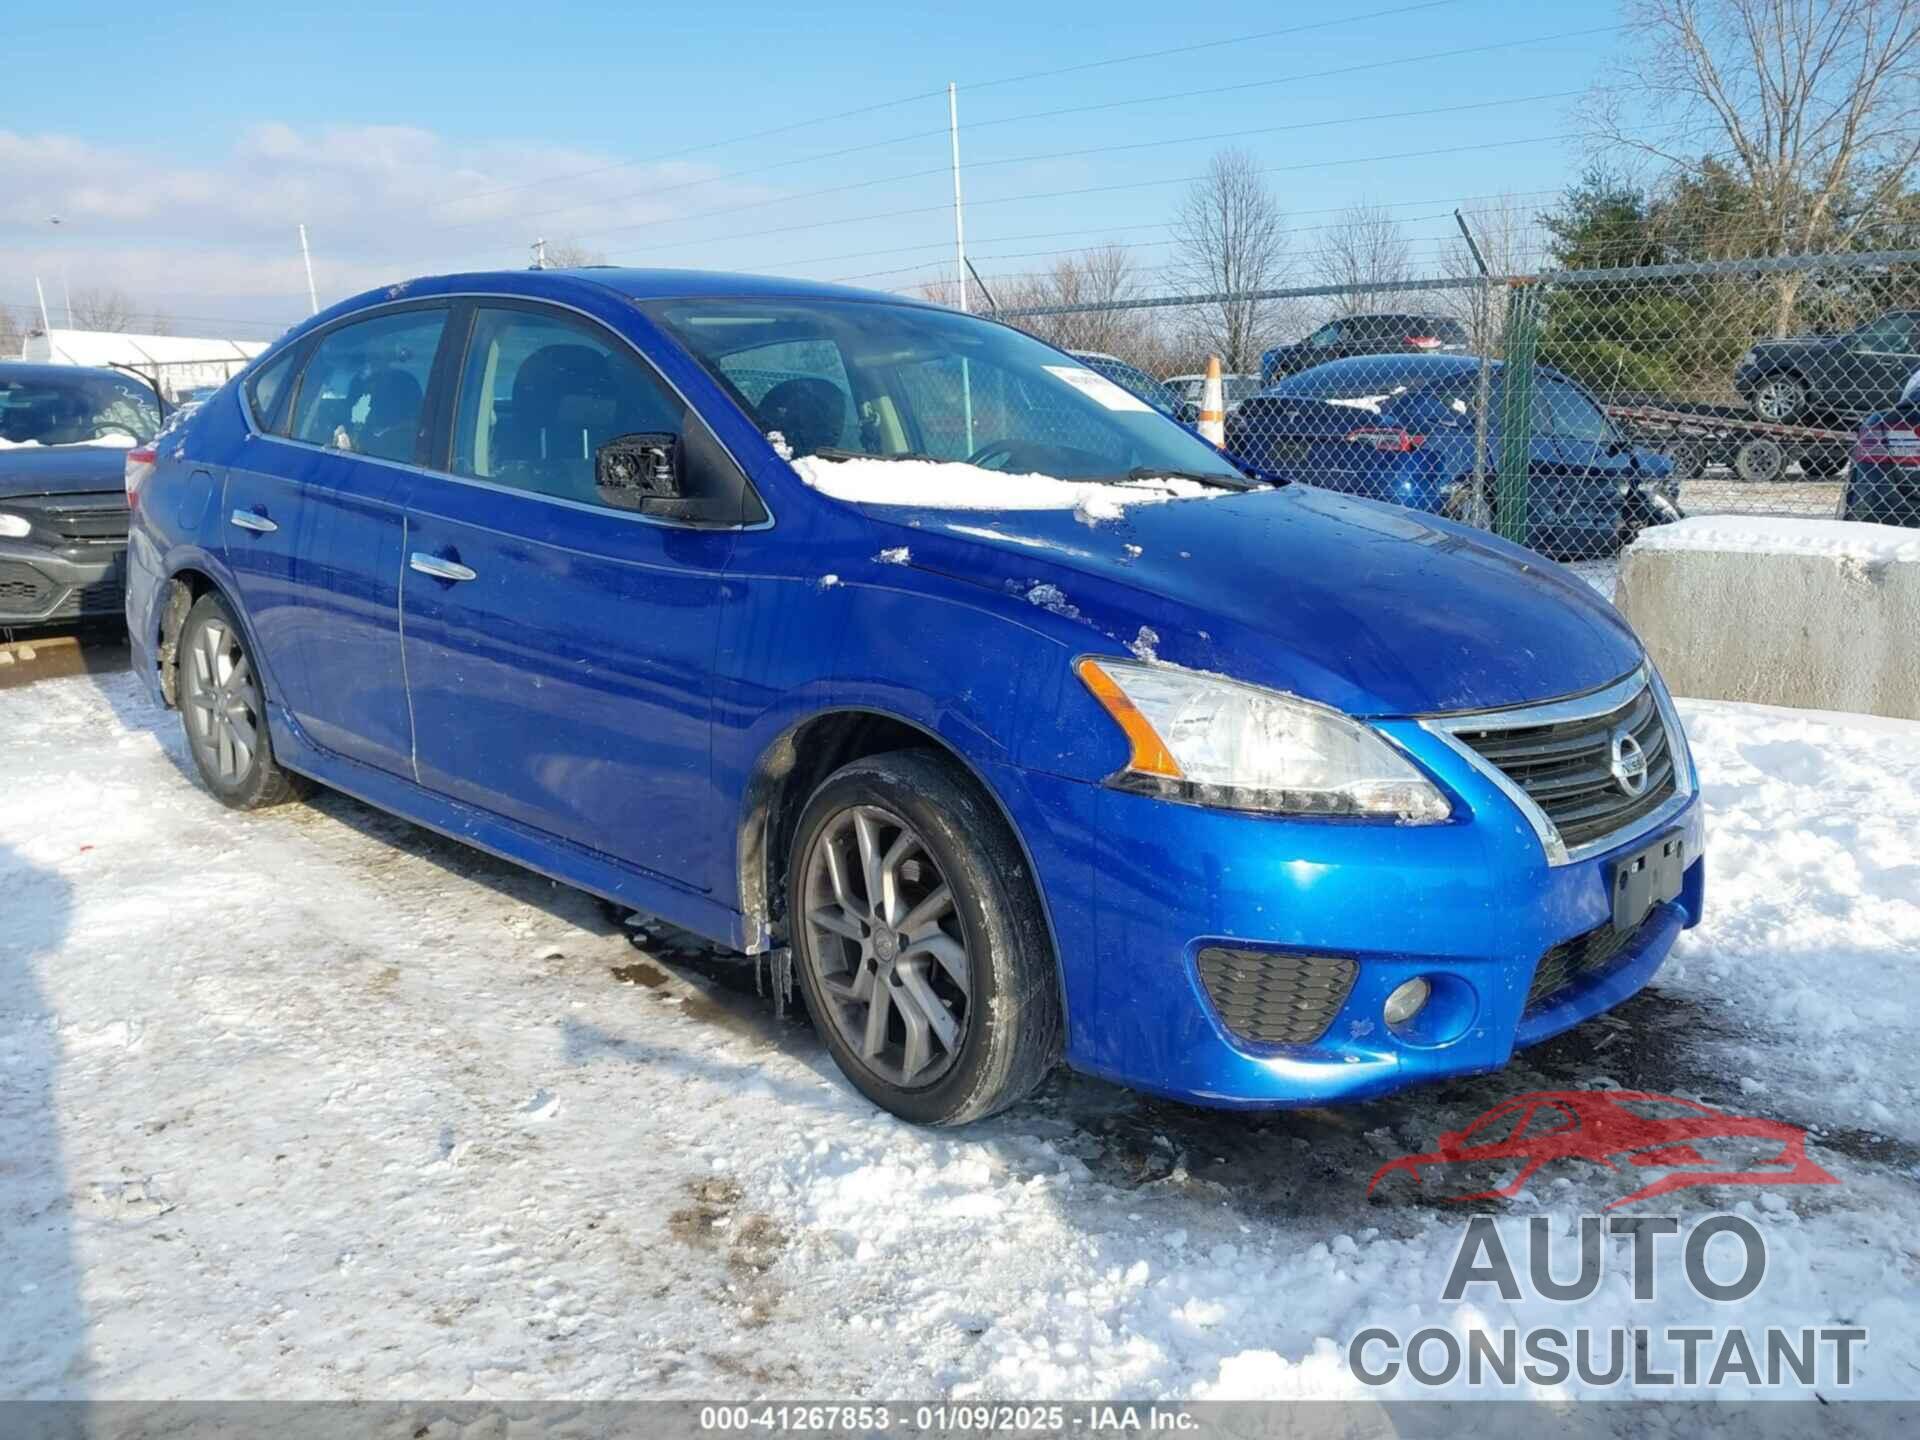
[
  {"left": 1259, "top": 313, "right": 1469, "bottom": 388},
  {"left": 1734, "top": 311, "right": 1920, "bottom": 425}
]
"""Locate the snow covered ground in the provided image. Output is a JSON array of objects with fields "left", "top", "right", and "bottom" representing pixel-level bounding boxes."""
[{"left": 3, "top": 661, "right": 1917, "bottom": 1401}]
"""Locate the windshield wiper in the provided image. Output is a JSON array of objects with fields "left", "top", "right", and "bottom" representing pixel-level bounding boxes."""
[
  {"left": 1118, "top": 465, "right": 1262, "bottom": 492},
  {"left": 809, "top": 446, "right": 946, "bottom": 464}
]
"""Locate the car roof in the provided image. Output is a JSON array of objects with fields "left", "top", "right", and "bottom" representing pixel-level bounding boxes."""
[
  {"left": 1272, "top": 352, "right": 1486, "bottom": 382},
  {"left": 335, "top": 267, "right": 938, "bottom": 314}
]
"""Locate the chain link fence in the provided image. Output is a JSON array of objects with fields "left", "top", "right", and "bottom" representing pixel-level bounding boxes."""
[{"left": 987, "top": 250, "right": 1920, "bottom": 573}]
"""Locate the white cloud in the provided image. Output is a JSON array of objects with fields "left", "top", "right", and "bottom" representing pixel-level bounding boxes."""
[{"left": 0, "top": 122, "right": 780, "bottom": 339}]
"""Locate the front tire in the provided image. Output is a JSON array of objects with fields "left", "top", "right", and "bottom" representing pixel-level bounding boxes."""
[
  {"left": 178, "top": 591, "right": 305, "bottom": 810},
  {"left": 1748, "top": 374, "right": 1805, "bottom": 424},
  {"left": 788, "top": 750, "right": 1061, "bottom": 1126}
]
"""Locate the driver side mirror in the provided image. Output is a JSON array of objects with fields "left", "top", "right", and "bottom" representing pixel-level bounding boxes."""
[{"left": 595, "top": 432, "right": 682, "bottom": 512}]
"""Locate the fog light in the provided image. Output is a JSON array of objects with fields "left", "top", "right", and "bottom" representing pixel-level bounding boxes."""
[{"left": 1384, "top": 977, "right": 1432, "bottom": 1027}]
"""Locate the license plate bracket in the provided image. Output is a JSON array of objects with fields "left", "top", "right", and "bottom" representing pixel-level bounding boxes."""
[{"left": 1611, "top": 831, "right": 1686, "bottom": 934}]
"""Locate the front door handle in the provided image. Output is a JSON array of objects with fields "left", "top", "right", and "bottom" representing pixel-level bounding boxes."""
[
  {"left": 230, "top": 509, "right": 278, "bottom": 534},
  {"left": 410, "top": 552, "right": 477, "bottom": 582}
]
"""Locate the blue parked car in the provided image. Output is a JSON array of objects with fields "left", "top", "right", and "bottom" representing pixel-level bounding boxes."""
[
  {"left": 125, "top": 269, "right": 1704, "bottom": 1125},
  {"left": 1227, "top": 355, "right": 1681, "bottom": 558},
  {"left": 1844, "top": 389, "right": 1920, "bottom": 526}
]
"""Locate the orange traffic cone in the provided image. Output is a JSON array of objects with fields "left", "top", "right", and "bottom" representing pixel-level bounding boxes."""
[{"left": 1198, "top": 355, "right": 1226, "bottom": 446}]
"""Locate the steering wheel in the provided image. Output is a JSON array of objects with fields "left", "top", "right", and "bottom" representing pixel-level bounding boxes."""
[{"left": 965, "top": 439, "right": 1024, "bottom": 471}]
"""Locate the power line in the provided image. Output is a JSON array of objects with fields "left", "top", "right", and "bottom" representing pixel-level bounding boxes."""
[
  {"left": 561, "top": 95, "right": 1584, "bottom": 251},
  {"left": 590, "top": 133, "right": 1582, "bottom": 261},
  {"left": 961, "top": 24, "right": 1623, "bottom": 135},
  {"left": 419, "top": 0, "right": 1467, "bottom": 218}
]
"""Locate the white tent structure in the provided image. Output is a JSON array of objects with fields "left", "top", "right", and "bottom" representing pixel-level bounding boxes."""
[{"left": 22, "top": 328, "right": 270, "bottom": 400}]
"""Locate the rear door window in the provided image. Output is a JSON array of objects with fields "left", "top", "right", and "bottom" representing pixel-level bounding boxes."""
[{"left": 287, "top": 307, "right": 448, "bottom": 464}]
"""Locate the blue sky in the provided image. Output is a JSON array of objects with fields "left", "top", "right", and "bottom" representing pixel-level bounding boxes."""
[{"left": 3, "top": 0, "right": 1629, "bottom": 338}]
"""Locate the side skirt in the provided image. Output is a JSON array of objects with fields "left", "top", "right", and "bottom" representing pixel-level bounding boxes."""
[{"left": 268, "top": 704, "right": 749, "bottom": 951}]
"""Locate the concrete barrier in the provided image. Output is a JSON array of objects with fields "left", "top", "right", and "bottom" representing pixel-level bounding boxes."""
[{"left": 1617, "top": 517, "right": 1920, "bottom": 719}]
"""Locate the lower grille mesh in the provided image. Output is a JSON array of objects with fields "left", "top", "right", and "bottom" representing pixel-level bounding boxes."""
[
  {"left": 1196, "top": 947, "right": 1357, "bottom": 1046},
  {"left": 1526, "top": 912, "right": 1661, "bottom": 1012}
]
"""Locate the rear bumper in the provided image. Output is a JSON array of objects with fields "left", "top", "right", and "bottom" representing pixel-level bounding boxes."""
[
  {"left": 0, "top": 540, "right": 126, "bottom": 624},
  {"left": 984, "top": 717, "right": 1706, "bottom": 1110},
  {"left": 1845, "top": 462, "right": 1919, "bottom": 526}
]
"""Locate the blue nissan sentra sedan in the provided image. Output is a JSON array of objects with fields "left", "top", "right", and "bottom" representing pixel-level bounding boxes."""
[{"left": 124, "top": 268, "right": 1704, "bottom": 1125}]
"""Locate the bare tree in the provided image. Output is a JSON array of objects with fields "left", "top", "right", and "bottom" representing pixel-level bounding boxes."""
[
  {"left": 1587, "top": 0, "right": 1920, "bottom": 330},
  {"left": 0, "top": 305, "right": 23, "bottom": 359},
  {"left": 992, "top": 245, "right": 1149, "bottom": 352},
  {"left": 69, "top": 287, "right": 139, "bottom": 332},
  {"left": 1167, "top": 149, "right": 1290, "bottom": 371},
  {"left": 1312, "top": 203, "right": 1412, "bottom": 314},
  {"left": 543, "top": 240, "right": 608, "bottom": 268},
  {"left": 1442, "top": 194, "right": 1544, "bottom": 353}
]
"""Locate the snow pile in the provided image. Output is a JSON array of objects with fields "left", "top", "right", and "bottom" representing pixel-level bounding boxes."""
[
  {"left": 0, "top": 434, "right": 138, "bottom": 450},
  {"left": 1628, "top": 515, "right": 1920, "bottom": 565},
  {"left": 874, "top": 547, "right": 910, "bottom": 566},
  {"left": 792, "top": 454, "right": 1227, "bottom": 524},
  {"left": 2, "top": 668, "right": 1917, "bottom": 1401}
]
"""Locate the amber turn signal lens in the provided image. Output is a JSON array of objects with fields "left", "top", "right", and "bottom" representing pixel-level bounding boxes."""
[{"left": 1076, "top": 657, "right": 1184, "bottom": 780}]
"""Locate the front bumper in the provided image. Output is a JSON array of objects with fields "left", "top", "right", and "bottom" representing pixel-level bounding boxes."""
[
  {"left": 0, "top": 539, "right": 126, "bottom": 624},
  {"left": 984, "top": 711, "right": 1706, "bottom": 1109}
]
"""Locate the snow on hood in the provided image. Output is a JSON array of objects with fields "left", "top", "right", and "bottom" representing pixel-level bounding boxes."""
[
  {"left": 0, "top": 434, "right": 139, "bottom": 450},
  {"left": 791, "top": 453, "right": 1230, "bottom": 526}
]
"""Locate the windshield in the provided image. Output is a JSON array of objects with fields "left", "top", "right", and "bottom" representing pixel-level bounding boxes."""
[
  {"left": 0, "top": 370, "right": 161, "bottom": 447},
  {"left": 647, "top": 298, "right": 1248, "bottom": 486}
]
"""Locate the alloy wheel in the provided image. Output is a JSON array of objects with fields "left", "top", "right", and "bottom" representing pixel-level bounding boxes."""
[
  {"left": 1752, "top": 377, "right": 1803, "bottom": 423},
  {"left": 801, "top": 804, "right": 972, "bottom": 1088},
  {"left": 184, "top": 617, "right": 261, "bottom": 785}
]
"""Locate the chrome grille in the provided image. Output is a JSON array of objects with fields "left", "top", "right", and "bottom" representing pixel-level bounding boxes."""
[{"left": 1453, "top": 675, "right": 1677, "bottom": 853}]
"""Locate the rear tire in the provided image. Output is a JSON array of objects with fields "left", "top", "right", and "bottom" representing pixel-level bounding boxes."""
[
  {"left": 787, "top": 749, "right": 1062, "bottom": 1126},
  {"left": 178, "top": 591, "right": 306, "bottom": 810}
]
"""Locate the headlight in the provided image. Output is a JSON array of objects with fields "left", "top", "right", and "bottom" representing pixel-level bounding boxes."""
[
  {"left": 0, "top": 512, "right": 30, "bottom": 539},
  {"left": 1076, "top": 657, "right": 1451, "bottom": 822}
]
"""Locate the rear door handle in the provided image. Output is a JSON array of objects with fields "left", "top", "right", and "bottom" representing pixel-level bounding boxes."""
[
  {"left": 410, "top": 552, "right": 477, "bottom": 582},
  {"left": 229, "top": 509, "right": 278, "bottom": 533}
]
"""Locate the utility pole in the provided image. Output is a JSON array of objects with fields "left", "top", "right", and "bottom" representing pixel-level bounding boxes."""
[
  {"left": 35, "top": 276, "right": 53, "bottom": 335},
  {"left": 531, "top": 237, "right": 549, "bottom": 271},
  {"left": 299, "top": 224, "right": 320, "bottom": 315},
  {"left": 947, "top": 83, "right": 968, "bottom": 314},
  {"left": 49, "top": 216, "right": 72, "bottom": 326}
]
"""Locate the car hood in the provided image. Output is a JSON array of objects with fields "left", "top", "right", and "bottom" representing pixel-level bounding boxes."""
[
  {"left": 0, "top": 444, "right": 131, "bottom": 498},
  {"left": 860, "top": 484, "right": 1643, "bottom": 717}
]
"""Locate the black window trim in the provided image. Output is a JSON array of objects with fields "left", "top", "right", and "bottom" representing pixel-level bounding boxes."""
[{"left": 233, "top": 291, "right": 773, "bottom": 533}]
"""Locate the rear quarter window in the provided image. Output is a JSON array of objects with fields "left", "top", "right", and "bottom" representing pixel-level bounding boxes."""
[{"left": 245, "top": 348, "right": 300, "bottom": 434}]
